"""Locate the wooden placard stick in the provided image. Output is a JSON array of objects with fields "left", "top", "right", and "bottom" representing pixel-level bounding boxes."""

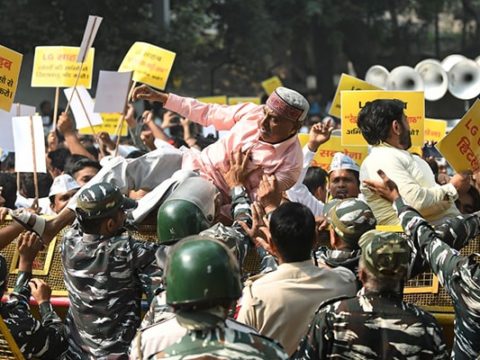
[
  {"left": 64, "top": 63, "right": 84, "bottom": 114},
  {"left": 52, "top": 87, "right": 60, "bottom": 129},
  {"left": 28, "top": 115, "right": 39, "bottom": 209}
]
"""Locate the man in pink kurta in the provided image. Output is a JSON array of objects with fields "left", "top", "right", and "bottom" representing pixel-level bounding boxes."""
[
  {"left": 8, "top": 87, "right": 309, "bottom": 239},
  {"left": 134, "top": 86, "right": 309, "bottom": 203}
]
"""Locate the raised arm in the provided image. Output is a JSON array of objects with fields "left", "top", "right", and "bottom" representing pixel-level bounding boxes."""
[
  {"left": 286, "top": 121, "right": 333, "bottom": 215},
  {"left": 364, "top": 170, "right": 480, "bottom": 290},
  {"left": 132, "top": 85, "right": 258, "bottom": 131},
  {"left": 57, "top": 112, "right": 96, "bottom": 161}
]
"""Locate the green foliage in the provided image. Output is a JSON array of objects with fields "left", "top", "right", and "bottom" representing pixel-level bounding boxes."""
[{"left": 1, "top": 0, "right": 479, "bottom": 96}]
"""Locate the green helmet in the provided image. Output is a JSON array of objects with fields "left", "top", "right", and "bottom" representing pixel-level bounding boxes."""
[
  {"left": 326, "top": 198, "right": 377, "bottom": 247},
  {"left": 165, "top": 236, "right": 242, "bottom": 308},
  {"left": 359, "top": 230, "right": 410, "bottom": 279},
  {"left": 75, "top": 182, "right": 137, "bottom": 220},
  {"left": 157, "top": 177, "right": 218, "bottom": 244}
]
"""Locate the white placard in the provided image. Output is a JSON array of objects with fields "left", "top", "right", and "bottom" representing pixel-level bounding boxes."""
[
  {"left": 202, "top": 125, "right": 216, "bottom": 138},
  {"left": 201, "top": 126, "right": 229, "bottom": 140},
  {"left": 94, "top": 70, "right": 132, "bottom": 113},
  {"left": 77, "top": 15, "right": 102, "bottom": 63},
  {"left": 0, "top": 104, "right": 35, "bottom": 151},
  {"left": 64, "top": 86, "right": 103, "bottom": 129},
  {"left": 13, "top": 115, "right": 47, "bottom": 173}
]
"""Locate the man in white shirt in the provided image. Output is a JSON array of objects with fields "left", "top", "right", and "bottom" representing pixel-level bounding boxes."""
[
  {"left": 286, "top": 122, "right": 360, "bottom": 216},
  {"left": 357, "top": 99, "right": 469, "bottom": 225}
]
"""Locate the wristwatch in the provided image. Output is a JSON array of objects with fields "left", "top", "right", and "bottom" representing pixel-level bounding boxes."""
[{"left": 231, "top": 185, "right": 247, "bottom": 199}]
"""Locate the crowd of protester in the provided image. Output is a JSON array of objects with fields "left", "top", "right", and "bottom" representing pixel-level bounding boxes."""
[{"left": 0, "top": 86, "right": 478, "bottom": 359}]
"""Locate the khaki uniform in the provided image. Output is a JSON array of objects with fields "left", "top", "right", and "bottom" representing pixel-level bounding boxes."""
[{"left": 237, "top": 260, "right": 357, "bottom": 355}]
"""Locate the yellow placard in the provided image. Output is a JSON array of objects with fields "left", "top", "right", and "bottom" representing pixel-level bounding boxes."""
[
  {"left": 298, "top": 134, "right": 368, "bottom": 170},
  {"left": 228, "top": 97, "right": 261, "bottom": 105},
  {"left": 78, "top": 113, "right": 128, "bottom": 137},
  {"left": 329, "top": 74, "right": 380, "bottom": 118},
  {"left": 424, "top": 118, "right": 447, "bottom": 143},
  {"left": 196, "top": 96, "right": 227, "bottom": 104},
  {"left": 119, "top": 42, "right": 176, "bottom": 90},
  {"left": 261, "top": 76, "right": 283, "bottom": 95},
  {"left": 436, "top": 99, "right": 480, "bottom": 173},
  {"left": 31, "top": 46, "right": 94, "bottom": 88},
  {"left": 408, "top": 118, "right": 447, "bottom": 156},
  {"left": 0, "top": 45, "right": 22, "bottom": 112},
  {"left": 341, "top": 91, "right": 424, "bottom": 147}
]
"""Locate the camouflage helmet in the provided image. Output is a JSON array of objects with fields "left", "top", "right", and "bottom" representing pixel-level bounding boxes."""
[
  {"left": 157, "top": 177, "right": 218, "bottom": 244},
  {"left": 165, "top": 236, "right": 242, "bottom": 308},
  {"left": 322, "top": 199, "right": 341, "bottom": 217},
  {"left": 325, "top": 198, "right": 376, "bottom": 247},
  {"left": 75, "top": 182, "right": 137, "bottom": 220},
  {"left": 359, "top": 230, "right": 410, "bottom": 279}
]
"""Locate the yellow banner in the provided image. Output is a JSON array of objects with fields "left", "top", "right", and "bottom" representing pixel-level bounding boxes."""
[
  {"left": 424, "top": 118, "right": 447, "bottom": 143},
  {"left": 329, "top": 74, "right": 380, "bottom": 118},
  {"left": 408, "top": 118, "right": 447, "bottom": 156},
  {"left": 196, "top": 96, "right": 227, "bottom": 104},
  {"left": 261, "top": 76, "right": 283, "bottom": 95},
  {"left": 341, "top": 91, "right": 424, "bottom": 147},
  {"left": 78, "top": 113, "right": 128, "bottom": 136},
  {"left": 31, "top": 46, "right": 94, "bottom": 88},
  {"left": 298, "top": 134, "right": 368, "bottom": 170},
  {"left": 228, "top": 97, "right": 261, "bottom": 105},
  {"left": 0, "top": 45, "right": 22, "bottom": 112},
  {"left": 437, "top": 99, "right": 480, "bottom": 173},
  {"left": 118, "top": 42, "right": 175, "bottom": 90}
]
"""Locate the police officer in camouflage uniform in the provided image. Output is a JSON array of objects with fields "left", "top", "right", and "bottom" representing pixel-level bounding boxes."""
[
  {"left": 292, "top": 230, "right": 449, "bottom": 359},
  {"left": 134, "top": 175, "right": 224, "bottom": 330},
  {"left": 1, "top": 231, "right": 67, "bottom": 359},
  {"left": 316, "top": 198, "right": 377, "bottom": 289},
  {"left": 61, "top": 182, "right": 163, "bottom": 359},
  {"left": 147, "top": 236, "right": 288, "bottom": 359},
  {"left": 365, "top": 169, "right": 480, "bottom": 359},
  {"left": 133, "top": 154, "right": 275, "bottom": 358}
]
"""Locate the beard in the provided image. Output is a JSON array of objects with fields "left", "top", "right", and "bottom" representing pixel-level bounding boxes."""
[{"left": 399, "top": 124, "right": 412, "bottom": 150}]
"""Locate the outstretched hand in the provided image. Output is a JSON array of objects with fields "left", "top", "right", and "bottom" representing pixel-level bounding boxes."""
[
  {"left": 131, "top": 85, "right": 167, "bottom": 104},
  {"left": 239, "top": 202, "right": 275, "bottom": 255},
  {"left": 363, "top": 170, "right": 400, "bottom": 203},
  {"left": 307, "top": 118, "right": 335, "bottom": 152},
  {"left": 17, "top": 231, "right": 44, "bottom": 271},
  {"left": 224, "top": 148, "right": 259, "bottom": 188},
  {"left": 257, "top": 174, "right": 281, "bottom": 214},
  {"left": 29, "top": 278, "right": 51, "bottom": 305}
]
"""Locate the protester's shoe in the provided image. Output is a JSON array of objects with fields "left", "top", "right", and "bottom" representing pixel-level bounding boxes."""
[{"left": 10, "top": 209, "right": 46, "bottom": 237}]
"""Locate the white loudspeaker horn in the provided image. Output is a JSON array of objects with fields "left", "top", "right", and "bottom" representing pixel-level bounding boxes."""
[
  {"left": 415, "top": 59, "right": 448, "bottom": 101},
  {"left": 448, "top": 59, "right": 480, "bottom": 100},
  {"left": 365, "top": 65, "right": 389, "bottom": 89},
  {"left": 386, "top": 66, "right": 424, "bottom": 91},
  {"left": 441, "top": 54, "right": 467, "bottom": 72}
]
